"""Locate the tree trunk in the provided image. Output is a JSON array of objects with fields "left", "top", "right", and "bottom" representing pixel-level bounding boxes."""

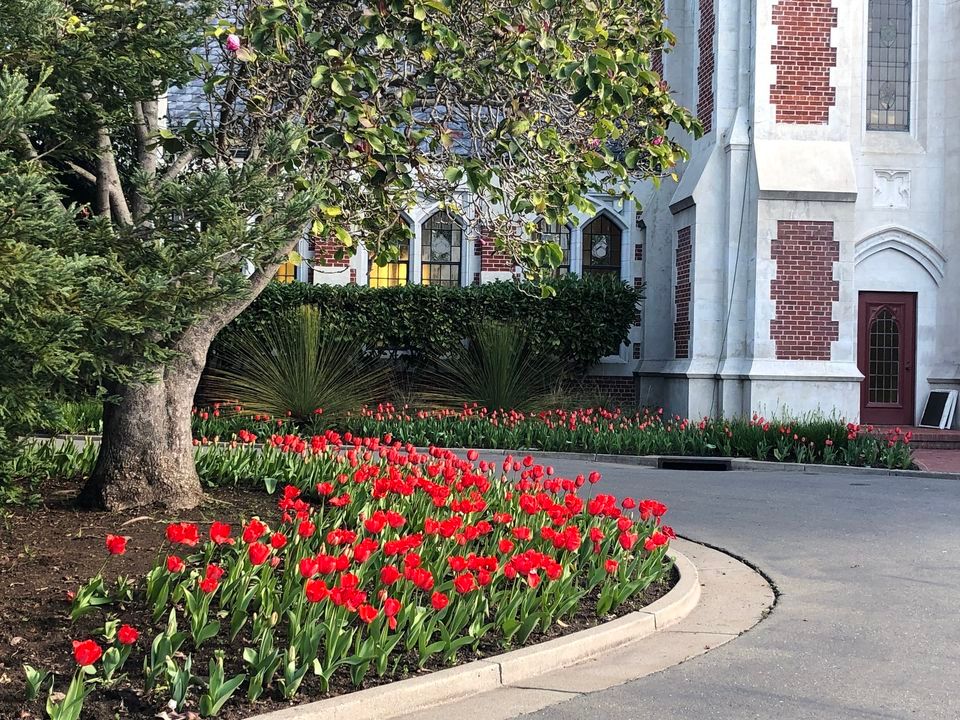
[{"left": 80, "top": 337, "right": 209, "bottom": 511}]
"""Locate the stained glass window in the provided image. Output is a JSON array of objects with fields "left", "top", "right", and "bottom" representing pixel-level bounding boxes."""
[
  {"left": 421, "top": 211, "right": 463, "bottom": 287},
  {"left": 867, "top": 0, "right": 912, "bottom": 131},
  {"left": 581, "top": 214, "right": 622, "bottom": 276}
]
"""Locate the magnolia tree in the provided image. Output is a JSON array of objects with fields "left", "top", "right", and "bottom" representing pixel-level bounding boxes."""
[{"left": 2, "top": 0, "right": 699, "bottom": 510}]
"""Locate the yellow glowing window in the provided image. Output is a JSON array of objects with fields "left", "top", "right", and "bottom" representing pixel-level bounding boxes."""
[
  {"left": 368, "top": 245, "right": 410, "bottom": 288},
  {"left": 276, "top": 261, "right": 297, "bottom": 283}
]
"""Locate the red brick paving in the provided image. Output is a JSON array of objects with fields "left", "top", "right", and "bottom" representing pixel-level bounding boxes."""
[{"left": 912, "top": 450, "right": 960, "bottom": 474}]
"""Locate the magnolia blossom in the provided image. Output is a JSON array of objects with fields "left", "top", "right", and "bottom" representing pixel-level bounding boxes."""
[{"left": 225, "top": 33, "right": 241, "bottom": 52}]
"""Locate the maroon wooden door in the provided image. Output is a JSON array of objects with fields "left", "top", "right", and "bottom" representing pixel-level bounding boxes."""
[{"left": 857, "top": 292, "right": 917, "bottom": 425}]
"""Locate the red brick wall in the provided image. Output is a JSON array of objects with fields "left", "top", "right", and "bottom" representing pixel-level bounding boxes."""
[
  {"left": 585, "top": 376, "right": 637, "bottom": 408},
  {"left": 478, "top": 236, "right": 514, "bottom": 273},
  {"left": 674, "top": 227, "right": 692, "bottom": 359},
  {"left": 696, "top": 0, "right": 716, "bottom": 134},
  {"left": 770, "top": 221, "right": 839, "bottom": 360},
  {"left": 310, "top": 236, "right": 350, "bottom": 267},
  {"left": 770, "top": 0, "right": 838, "bottom": 125}
]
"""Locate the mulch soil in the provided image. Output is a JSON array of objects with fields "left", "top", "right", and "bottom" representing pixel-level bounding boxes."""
[{"left": 0, "top": 478, "right": 675, "bottom": 720}]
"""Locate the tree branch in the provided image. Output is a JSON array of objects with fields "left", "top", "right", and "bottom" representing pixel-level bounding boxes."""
[
  {"left": 65, "top": 161, "right": 97, "bottom": 185},
  {"left": 161, "top": 147, "right": 199, "bottom": 181},
  {"left": 95, "top": 126, "right": 133, "bottom": 225},
  {"left": 197, "top": 233, "right": 302, "bottom": 340},
  {"left": 132, "top": 99, "right": 160, "bottom": 219},
  {"left": 18, "top": 132, "right": 39, "bottom": 160}
]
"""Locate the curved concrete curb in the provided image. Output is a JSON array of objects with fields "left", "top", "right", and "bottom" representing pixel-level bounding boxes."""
[
  {"left": 244, "top": 550, "right": 700, "bottom": 720},
  {"left": 389, "top": 539, "right": 774, "bottom": 720},
  {"left": 440, "top": 446, "right": 960, "bottom": 480},
  {"left": 33, "top": 436, "right": 959, "bottom": 479}
]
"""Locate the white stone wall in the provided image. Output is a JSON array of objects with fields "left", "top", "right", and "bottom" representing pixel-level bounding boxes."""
[{"left": 636, "top": 0, "right": 957, "bottom": 423}]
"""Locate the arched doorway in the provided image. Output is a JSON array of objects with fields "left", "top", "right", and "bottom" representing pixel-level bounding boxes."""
[{"left": 857, "top": 292, "right": 917, "bottom": 425}]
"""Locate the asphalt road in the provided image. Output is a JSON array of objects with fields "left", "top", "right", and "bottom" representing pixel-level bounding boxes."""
[{"left": 509, "top": 460, "right": 960, "bottom": 720}]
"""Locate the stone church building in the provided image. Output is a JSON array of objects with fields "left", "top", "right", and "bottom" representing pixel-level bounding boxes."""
[{"left": 283, "top": 0, "right": 959, "bottom": 426}]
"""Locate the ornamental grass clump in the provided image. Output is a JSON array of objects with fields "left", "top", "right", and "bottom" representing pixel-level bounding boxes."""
[
  {"left": 205, "top": 305, "right": 390, "bottom": 427},
  {"left": 416, "top": 320, "right": 569, "bottom": 413},
  {"left": 29, "top": 437, "right": 674, "bottom": 717}
]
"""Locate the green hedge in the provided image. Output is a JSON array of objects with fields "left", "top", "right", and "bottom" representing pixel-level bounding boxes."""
[{"left": 212, "top": 275, "right": 641, "bottom": 375}]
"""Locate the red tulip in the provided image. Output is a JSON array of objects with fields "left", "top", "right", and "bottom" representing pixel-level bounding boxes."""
[
  {"left": 72, "top": 639, "right": 103, "bottom": 666},
  {"left": 453, "top": 573, "right": 475, "bottom": 594},
  {"left": 358, "top": 603, "right": 378, "bottom": 624},
  {"left": 105, "top": 534, "right": 128, "bottom": 555},
  {"left": 242, "top": 518, "right": 268, "bottom": 543},
  {"left": 305, "top": 578, "right": 329, "bottom": 603},
  {"left": 209, "top": 522, "right": 233, "bottom": 545},
  {"left": 431, "top": 592, "right": 449, "bottom": 610},
  {"left": 166, "top": 555, "right": 185, "bottom": 573},
  {"left": 117, "top": 625, "right": 139, "bottom": 645},
  {"left": 384, "top": 597, "right": 401, "bottom": 617},
  {"left": 165, "top": 522, "right": 199, "bottom": 547},
  {"left": 248, "top": 542, "right": 271, "bottom": 566}
]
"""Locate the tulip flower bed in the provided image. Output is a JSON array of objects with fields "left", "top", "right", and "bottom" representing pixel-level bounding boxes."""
[
  {"left": 186, "top": 406, "right": 914, "bottom": 470},
  {"left": 342, "top": 406, "right": 915, "bottom": 470},
  {"left": 40, "top": 402, "right": 914, "bottom": 470},
  {"left": 9, "top": 436, "right": 676, "bottom": 720}
]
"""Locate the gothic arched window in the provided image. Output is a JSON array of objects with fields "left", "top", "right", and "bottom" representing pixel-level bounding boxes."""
[
  {"left": 421, "top": 211, "right": 464, "bottom": 287},
  {"left": 581, "top": 214, "right": 622, "bottom": 276}
]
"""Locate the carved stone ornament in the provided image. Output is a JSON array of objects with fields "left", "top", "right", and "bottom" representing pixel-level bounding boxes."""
[{"left": 873, "top": 170, "right": 911, "bottom": 210}]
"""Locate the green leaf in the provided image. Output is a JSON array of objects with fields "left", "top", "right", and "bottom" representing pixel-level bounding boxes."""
[{"left": 443, "top": 166, "right": 464, "bottom": 185}]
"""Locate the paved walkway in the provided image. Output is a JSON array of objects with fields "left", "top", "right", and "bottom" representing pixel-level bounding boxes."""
[
  {"left": 913, "top": 449, "right": 960, "bottom": 473},
  {"left": 438, "top": 459, "right": 960, "bottom": 720}
]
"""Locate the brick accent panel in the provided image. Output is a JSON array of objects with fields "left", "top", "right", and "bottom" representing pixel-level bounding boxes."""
[
  {"left": 310, "top": 236, "right": 349, "bottom": 267},
  {"left": 585, "top": 376, "right": 637, "bottom": 408},
  {"left": 696, "top": 0, "right": 716, "bottom": 134},
  {"left": 478, "top": 236, "right": 514, "bottom": 273},
  {"left": 770, "top": 221, "right": 839, "bottom": 360},
  {"left": 349, "top": 269, "right": 357, "bottom": 285},
  {"left": 674, "top": 227, "right": 692, "bottom": 360},
  {"left": 770, "top": 0, "right": 838, "bottom": 125},
  {"left": 633, "top": 277, "right": 643, "bottom": 290},
  {"left": 635, "top": 244, "right": 643, "bottom": 262},
  {"left": 633, "top": 343, "right": 643, "bottom": 360}
]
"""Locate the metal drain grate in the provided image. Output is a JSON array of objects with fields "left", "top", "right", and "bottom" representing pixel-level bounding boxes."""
[{"left": 657, "top": 457, "right": 732, "bottom": 471}]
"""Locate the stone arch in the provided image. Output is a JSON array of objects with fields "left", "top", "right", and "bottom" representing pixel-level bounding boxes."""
[{"left": 854, "top": 227, "right": 945, "bottom": 286}]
